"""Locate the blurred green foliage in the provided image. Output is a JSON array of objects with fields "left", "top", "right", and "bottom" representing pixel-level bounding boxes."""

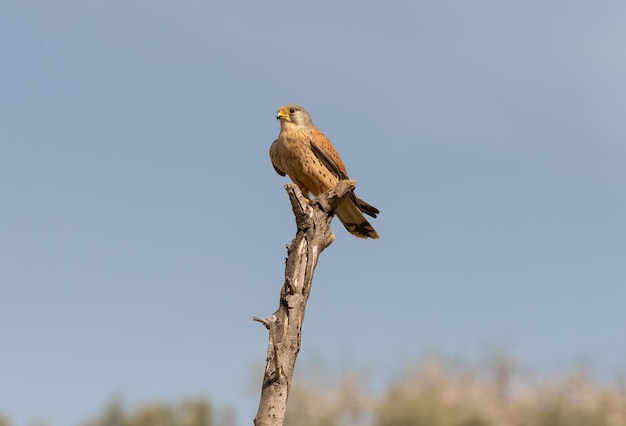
[{"left": 81, "top": 398, "right": 222, "bottom": 426}]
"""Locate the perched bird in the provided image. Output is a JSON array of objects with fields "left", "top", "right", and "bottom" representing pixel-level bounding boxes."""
[{"left": 270, "top": 104, "right": 379, "bottom": 239}]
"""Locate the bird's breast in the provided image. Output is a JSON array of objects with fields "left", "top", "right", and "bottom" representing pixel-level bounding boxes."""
[
  {"left": 275, "top": 131, "right": 311, "bottom": 169},
  {"left": 274, "top": 130, "right": 339, "bottom": 196}
]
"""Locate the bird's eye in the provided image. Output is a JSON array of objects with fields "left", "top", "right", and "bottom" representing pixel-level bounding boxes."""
[{"left": 289, "top": 108, "right": 295, "bottom": 113}]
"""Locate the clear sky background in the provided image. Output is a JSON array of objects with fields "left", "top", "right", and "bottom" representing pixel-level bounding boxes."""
[{"left": 1, "top": 1, "right": 625, "bottom": 424}]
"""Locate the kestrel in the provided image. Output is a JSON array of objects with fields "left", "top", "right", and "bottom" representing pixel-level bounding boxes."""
[{"left": 270, "top": 104, "right": 379, "bottom": 239}]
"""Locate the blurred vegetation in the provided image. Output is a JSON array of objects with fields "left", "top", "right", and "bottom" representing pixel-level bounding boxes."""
[
  {"left": 284, "top": 356, "right": 626, "bottom": 426},
  {"left": 2, "top": 356, "right": 626, "bottom": 426},
  {"left": 80, "top": 398, "right": 233, "bottom": 426}
]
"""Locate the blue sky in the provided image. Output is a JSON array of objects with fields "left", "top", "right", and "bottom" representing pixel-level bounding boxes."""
[{"left": 1, "top": 0, "right": 625, "bottom": 424}]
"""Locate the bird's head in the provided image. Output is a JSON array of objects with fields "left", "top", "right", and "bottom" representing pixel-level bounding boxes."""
[{"left": 276, "top": 104, "right": 314, "bottom": 128}]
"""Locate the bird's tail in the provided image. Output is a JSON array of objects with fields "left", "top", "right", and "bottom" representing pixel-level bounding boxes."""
[{"left": 336, "top": 199, "right": 380, "bottom": 239}]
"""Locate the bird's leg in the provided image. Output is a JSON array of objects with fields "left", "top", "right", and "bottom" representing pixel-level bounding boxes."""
[{"left": 298, "top": 186, "right": 311, "bottom": 203}]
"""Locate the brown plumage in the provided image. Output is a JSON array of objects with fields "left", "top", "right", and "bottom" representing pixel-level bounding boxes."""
[{"left": 270, "top": 104, "right": 379, "bottom": 239}]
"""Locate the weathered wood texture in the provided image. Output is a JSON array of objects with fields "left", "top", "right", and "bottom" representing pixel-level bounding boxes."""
[{"left": 253, "top": 180, "right": 356, "bottom": 426}]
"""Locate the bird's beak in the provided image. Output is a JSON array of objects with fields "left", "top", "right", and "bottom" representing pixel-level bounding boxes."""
[{"left": 276, "top": 110, "right": 286, "bottom": 120}]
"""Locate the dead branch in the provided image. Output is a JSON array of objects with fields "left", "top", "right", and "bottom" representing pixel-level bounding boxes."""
[{"left": 253, "top": 180, "right": 356, "bottom": 426}]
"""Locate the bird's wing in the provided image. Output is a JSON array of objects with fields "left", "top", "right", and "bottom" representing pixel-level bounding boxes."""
[
  {"left": 309, "top": 128, "right": 348, "bottom": 180},
  {"left": 354, "top": 196, "right": 379, "bottom": 218},
  {"left": 310, "top": 128, "right": 380, "bottom": 218},
  {"left": 310, "top": 128, "right": 377, "bottom": 214},
  {"left": 269, "top": 139, "right": 286, "bottom": 176}
]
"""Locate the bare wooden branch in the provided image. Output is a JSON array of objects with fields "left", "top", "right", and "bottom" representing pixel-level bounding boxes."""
[{"left": 253, "top": 180, "right": 357, "bottom": 426}]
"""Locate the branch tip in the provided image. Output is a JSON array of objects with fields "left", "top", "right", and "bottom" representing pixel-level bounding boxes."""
[{"left": 253, "top": 316, "right": 271, "bottom": 329}]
